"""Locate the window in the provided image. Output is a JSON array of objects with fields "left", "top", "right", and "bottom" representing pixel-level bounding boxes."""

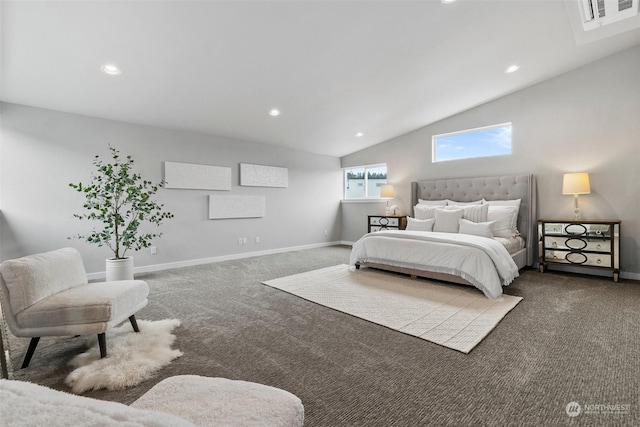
[
  {"left": 432, "top": 122, "right": 512, "bottom": 163},
  {"left": 344, "top": 164, "right": 387, "bottom": 199}
]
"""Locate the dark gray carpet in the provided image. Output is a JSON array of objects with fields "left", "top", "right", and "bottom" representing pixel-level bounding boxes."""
[{"left": 7, "top": 246, "right": 640, "bottom": 426}]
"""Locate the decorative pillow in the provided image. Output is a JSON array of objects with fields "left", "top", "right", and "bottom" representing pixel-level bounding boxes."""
[
  {"left": 445, "top": 199, "right": 482, "bottom": 206},
  {"left": 414, "top": 205, "right": 439, "bottom": 220},
  {"left": 418, "top": 199, "right": 447, "bottom": 206},
  {"left": 433, "top": 209, "right": 464, "bottom": 233},
  {"left": 487, "top": 205, "right": 519, "bottom": 238},
  {"left": 448, "top": 204, "right": 488, "bottom": 223},
  {"left": 458, "top": 218, "right": 495, "bottom": 238},
  {"left": 406, "top": 217, "right": 435, "bottom": 232}
]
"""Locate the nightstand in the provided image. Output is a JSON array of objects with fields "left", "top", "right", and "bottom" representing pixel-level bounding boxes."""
[
  {"left": 538, "top": 219, "right": 620, "bottom": 282},
  {"left": 368, "top": 215, "right": 407, "bottom": 233}
]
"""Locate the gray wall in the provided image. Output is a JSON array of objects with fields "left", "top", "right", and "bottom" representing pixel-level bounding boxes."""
[
  {"left": 0, "top": 103, "right": 343, "bottom": 275},
  {"left": 341, "top": 45, "right": 640, "bottom": 279}
]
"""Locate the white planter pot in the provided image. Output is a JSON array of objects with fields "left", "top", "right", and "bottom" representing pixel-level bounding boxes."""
[{"left": 105, "top": 257, "right": 134, "bottom": 281}]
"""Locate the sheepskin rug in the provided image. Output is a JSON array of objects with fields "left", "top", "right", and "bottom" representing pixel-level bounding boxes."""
[{"left": 65, "top": 319, "right": 182, "bottom": 394}]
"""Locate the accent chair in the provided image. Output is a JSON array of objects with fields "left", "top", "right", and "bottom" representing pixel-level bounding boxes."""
[{"left": 0, "top": 247, "right": 149, "bottom": 368}]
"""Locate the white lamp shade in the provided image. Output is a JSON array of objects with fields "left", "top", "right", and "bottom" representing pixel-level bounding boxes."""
[
  {"left": 380, "top": 184, "right": 394, "bottom": 199},
  {"left": 562, "top": 173, "right": 591, "bottom": 195}
]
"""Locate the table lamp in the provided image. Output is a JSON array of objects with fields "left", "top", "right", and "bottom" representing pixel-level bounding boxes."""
[
  {"left": 380, "top": 184, "right": 394, "bottom": 215},
  {"left": 562, "top": 172, "right": 590, "bottom": 219}
]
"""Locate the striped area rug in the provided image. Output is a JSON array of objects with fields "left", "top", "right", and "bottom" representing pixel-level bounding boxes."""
[{"left": 263, "top": 264, "right": 522, "bottom": 353}]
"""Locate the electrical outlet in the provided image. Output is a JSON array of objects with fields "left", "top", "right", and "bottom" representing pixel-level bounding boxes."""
[
  {"left": 238, "top": 238, "right": 243, "bottom": 245},
  {"left": 242, "top": 237, "right": 247, "bottom": 244},
  {"left": 255, "top": 236, "right": 260, "bottom": 243},
  {"left": 324, "top": 230, "right": 328, "bottom": 236},
  {"left": 150, "top": 246, "right": 157, "bottom": 255}
]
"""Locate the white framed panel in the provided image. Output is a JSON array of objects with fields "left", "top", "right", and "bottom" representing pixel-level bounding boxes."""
[
  {"left": 164, "top": 161, "right": 231, "bottom": 190},
  {"left": 240, "top": 163, "right": 288, "bottom": 188},
  {"left": 209, "top": 195, "right": 265, "bottom": 219}
]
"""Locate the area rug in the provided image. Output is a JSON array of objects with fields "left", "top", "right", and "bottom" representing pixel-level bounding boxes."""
[
  {"left": 65, "top": 319, "right": 182, "bottom": 394},
  {"left": 263, "top": 265, "right": 522, "bottom": 353}
]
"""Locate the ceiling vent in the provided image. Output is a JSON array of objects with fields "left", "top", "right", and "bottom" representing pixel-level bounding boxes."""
[{"left": 579, "top": 0, "right": 639, "bottom": 30}]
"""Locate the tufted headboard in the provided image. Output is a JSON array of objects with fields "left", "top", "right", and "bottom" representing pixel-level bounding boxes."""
[{"left": 411, "top": 174, "right": 537, "bottom": 266}]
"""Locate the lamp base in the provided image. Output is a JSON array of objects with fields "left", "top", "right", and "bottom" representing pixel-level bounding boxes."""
[{"left": 573, "top": 195, "right": 581, "bottom": 220}]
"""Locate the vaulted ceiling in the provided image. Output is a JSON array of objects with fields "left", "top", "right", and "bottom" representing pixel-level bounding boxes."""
[{"left": 2, "top": 1, "right": 640, "bottom": 157}]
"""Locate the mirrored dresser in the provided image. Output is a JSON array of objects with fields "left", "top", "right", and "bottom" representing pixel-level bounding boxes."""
[
  {"left": 538, "top": 219, "right": 620, "bottom": 282},
  {"left": 368, "top": 215, "right": 407, "bottom": 233}
]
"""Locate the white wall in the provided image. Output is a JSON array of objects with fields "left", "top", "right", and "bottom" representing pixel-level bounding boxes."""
[
  {"left": 341, "top": 45, "right": 640, "bottom": 277},
  {"left": 0, "top": 103, "right": 343, "bottom": 275}
]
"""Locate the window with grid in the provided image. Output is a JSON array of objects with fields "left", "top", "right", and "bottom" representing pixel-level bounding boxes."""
[{"left": 344, "top": 164, "right": 388, "bottom": 199}]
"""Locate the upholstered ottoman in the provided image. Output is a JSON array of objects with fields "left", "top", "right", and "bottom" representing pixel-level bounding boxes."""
[{"left": 131, "top": 375, "right": 304, "bottom": 427}]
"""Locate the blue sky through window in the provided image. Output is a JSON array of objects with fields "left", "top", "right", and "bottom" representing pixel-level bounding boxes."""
[{"left": 433, "top": 123, "right": 512, "bottom": 162}]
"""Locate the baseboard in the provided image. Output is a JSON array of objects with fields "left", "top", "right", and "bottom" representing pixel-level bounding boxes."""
[
  {"left": 87, "top": 241, "right": 345, "bottom": 280},
  {"left": 621, "top": 271, "right": 640, "bottom": 281}
]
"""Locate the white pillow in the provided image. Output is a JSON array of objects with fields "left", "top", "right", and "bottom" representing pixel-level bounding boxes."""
[
  {"left": 433, "top": 209, "right": 464, "bottom": 233},
  {"left": 482, "top": 198, "right": 521, "bottom": 209},
  {"left": 446, "top": 199, "right": 482, "bottom": 206},
  {"left": 414, "top": 205, "right": 439, "bottom": 220},
  {"left": 458, "top": 218, "right": 495, "bottom": 238},
  {"left": 487, "top": 205, "right": 519, "bottom": 238},
  {"left": 406, "top": 217, "right": 435, "bottom": 232},
  {"left": 418, "top": 199, "right": 447, "bottom": 206},
  {"left": 448, "top": 204, "right": 488, "bottom": 223}
]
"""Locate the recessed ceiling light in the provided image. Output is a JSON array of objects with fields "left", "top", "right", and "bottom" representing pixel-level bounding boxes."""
[
  {"left": 505, "top": 64, "right": 520, "bottom": 73},
  {"left": 355, "top": 132, "right": 364, "bottom": 137},
  {"left": 441, "top": 0, "right": 456, "bottom": 4},
  {"left": 100, "top": 64, "right": 121, "bottom": 76},
  {"left": 269, "top": 109, "right": 281, "bottom": 117}
]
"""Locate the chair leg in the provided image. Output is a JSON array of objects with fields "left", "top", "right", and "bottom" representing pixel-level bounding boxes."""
[
  {"left": 129, "top": 315, "right": 140, "bottom": 332},
  {"left": 21, "top": 337, "right": 40, "bottom": 369},
  {"left": 98, "top": 333, "right": 107, "bottom": 358},
  {"left": 98, "top": 314, "right": 139, "bottom": 359}
]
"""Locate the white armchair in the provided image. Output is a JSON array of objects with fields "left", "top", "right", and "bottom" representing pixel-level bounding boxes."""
[{"left": 0, "top": 248, "right": 149, "bottom": 369}]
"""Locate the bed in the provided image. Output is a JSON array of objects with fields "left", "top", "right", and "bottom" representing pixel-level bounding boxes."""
[{"left": 350, "top": 174, "right": 537, "bottom": 299}]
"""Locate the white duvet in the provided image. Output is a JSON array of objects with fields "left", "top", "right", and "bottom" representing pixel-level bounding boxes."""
[{"left": 349, "top": 230, "right": 519, "bottom": 299}]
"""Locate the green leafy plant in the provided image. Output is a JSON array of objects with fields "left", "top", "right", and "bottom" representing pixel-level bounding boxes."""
[{"left": 69, "top": 146, "right": 174, "bottom": 259}]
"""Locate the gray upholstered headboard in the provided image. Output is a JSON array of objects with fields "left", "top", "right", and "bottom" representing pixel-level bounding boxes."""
[{"left": 411, "top": 174, "right": 537, "bottom": 266}]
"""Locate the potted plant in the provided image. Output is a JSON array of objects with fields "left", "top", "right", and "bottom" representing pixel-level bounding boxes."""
[{"left": 69, "top": 146, "right": 173, "bottom": 281}]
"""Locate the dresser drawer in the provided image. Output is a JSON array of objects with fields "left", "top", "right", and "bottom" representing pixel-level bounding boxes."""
[
  {"left": 545, "top": 250, "right": 612, "bottom": 268},
  {"left": 545, "top": 236, "right": 612, "bottom": 253}
]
